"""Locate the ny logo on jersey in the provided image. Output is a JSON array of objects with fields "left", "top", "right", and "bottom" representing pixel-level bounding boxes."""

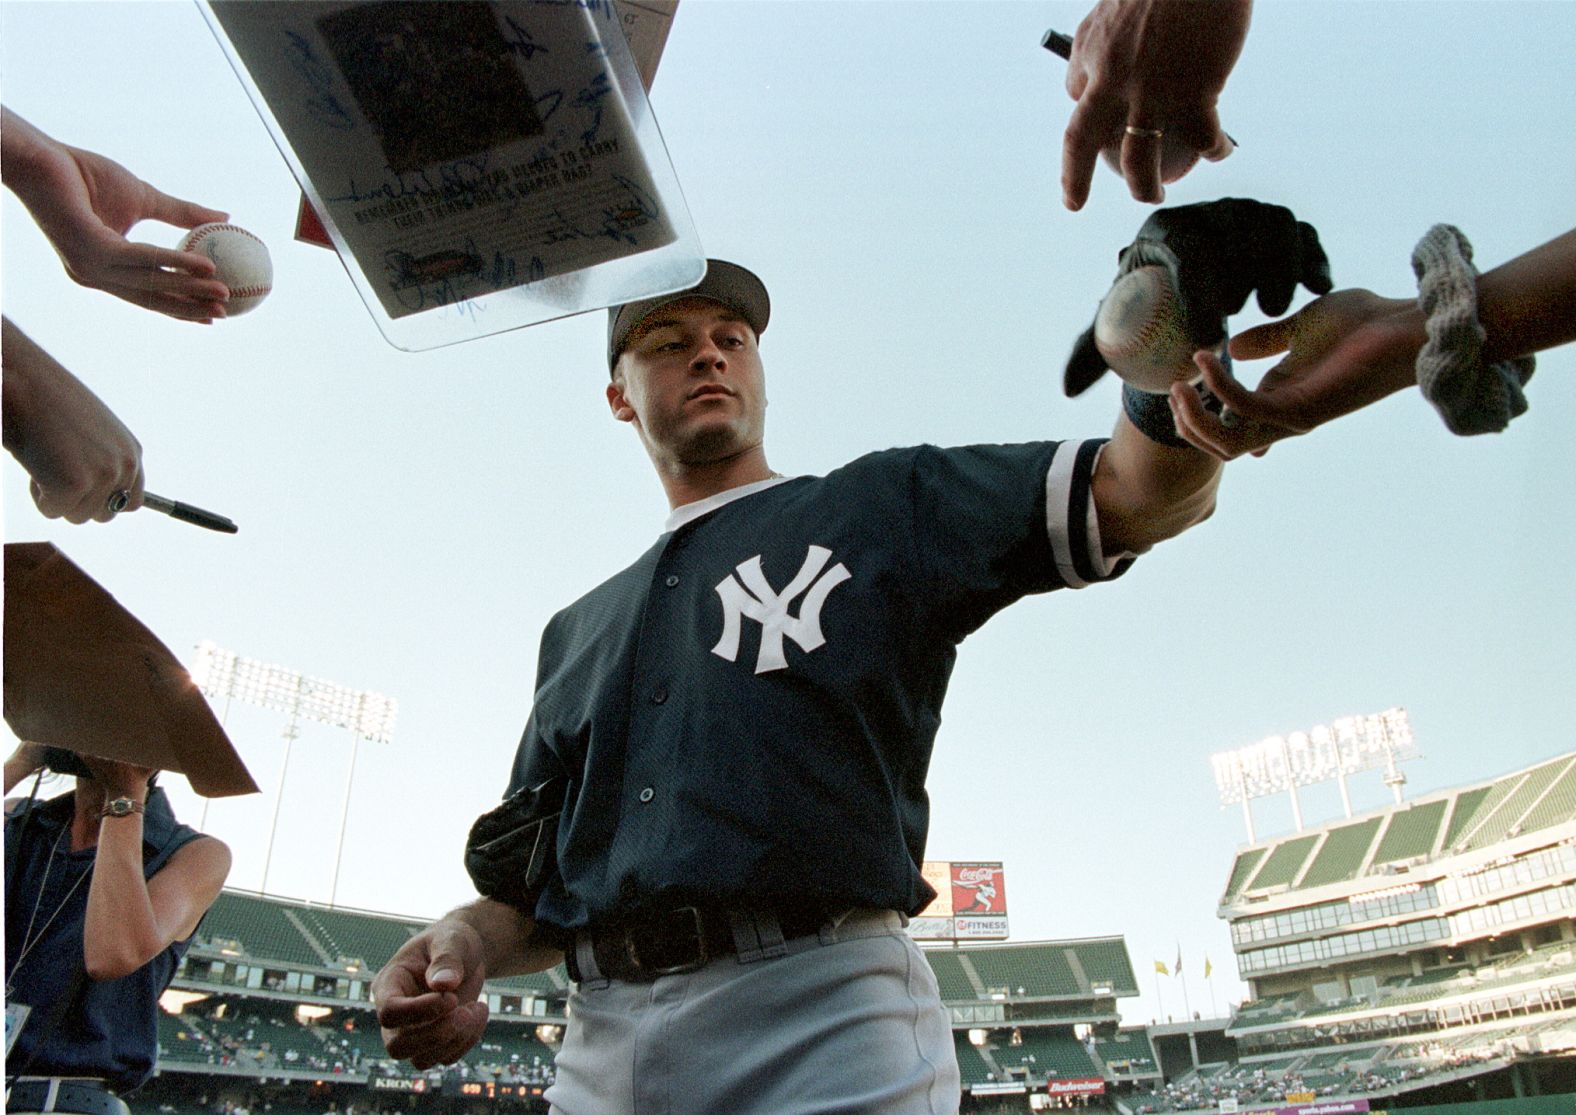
[{"left": 712, "top": 545, "right": 851, "bottom": 674}]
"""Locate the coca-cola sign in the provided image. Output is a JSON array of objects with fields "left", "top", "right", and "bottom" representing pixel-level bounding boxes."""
[{"left": 950, "top": 862, "right": 1007, "bottom": 915}]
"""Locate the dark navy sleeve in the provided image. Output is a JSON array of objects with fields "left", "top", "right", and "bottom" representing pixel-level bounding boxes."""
[
  {"left": 506, "top": 615, "right": 570, "bottom": 799},
  {"left": 905, "top": 439, "right": 1134, "bottom": 641}
]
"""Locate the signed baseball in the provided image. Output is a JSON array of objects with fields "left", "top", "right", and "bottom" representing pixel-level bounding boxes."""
[
  {"left": 179, "top": 223, "right": 272, "bottom": 316},
  {"left": 1092, "top": 265, "right": 1198, "bottom": 393}
]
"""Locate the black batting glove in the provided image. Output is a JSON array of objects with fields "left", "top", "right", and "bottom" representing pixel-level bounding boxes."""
[{"left": 1064, "top": 198, "right": 1333, "bottom": 397}]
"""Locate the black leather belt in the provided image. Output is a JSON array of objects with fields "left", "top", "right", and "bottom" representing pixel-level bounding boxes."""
[
  {"left": 6, "top": 1080, "right": 127, "bottom": 1115},
  {"left": 566, "top": 905, "right": 834, "bottom": 983}
]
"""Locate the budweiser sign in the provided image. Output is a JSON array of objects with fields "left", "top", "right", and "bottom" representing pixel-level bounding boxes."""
[{"left": 1047, "top": 1079, "right": 1105, "bottom": 1097}]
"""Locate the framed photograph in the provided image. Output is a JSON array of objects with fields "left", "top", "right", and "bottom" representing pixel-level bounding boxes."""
[{"left": 201, "top": 1, "right": 702, "bottom": 350}]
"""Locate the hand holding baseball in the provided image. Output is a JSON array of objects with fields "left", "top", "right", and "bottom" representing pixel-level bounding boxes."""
[
  {"left": 1065, "top": 198, "right": 1333, "bottom": 398},
  {"left": 1, "top": 108, "right": 231, "bottom": 322}
]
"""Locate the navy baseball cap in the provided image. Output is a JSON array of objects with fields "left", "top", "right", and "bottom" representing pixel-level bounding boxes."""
[{"left": 607, "top": 259, "right": 770, "bottom": 370}]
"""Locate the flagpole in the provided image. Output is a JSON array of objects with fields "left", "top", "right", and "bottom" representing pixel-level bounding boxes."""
[
  {"left": 1177, "top": 943, "right": 1193, "bottom": 1021},
  {"left": 1153, "top": 968, "right": 1167, "bottom": 1023}
]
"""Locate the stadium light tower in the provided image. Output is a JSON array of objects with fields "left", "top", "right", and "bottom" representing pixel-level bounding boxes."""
[
  {"left": 191, "top": 641, "right": 397, "bottom": 904},
  {"left": 1212, "top": 708, "right": 1419, "bottom": 843}
]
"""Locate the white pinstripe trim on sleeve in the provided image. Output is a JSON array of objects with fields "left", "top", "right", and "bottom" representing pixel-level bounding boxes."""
[{"left": 1045, "top": 440, "right": 1135, "bottom": 589}]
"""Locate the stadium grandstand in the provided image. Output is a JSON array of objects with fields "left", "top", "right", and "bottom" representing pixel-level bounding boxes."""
[
  {"left": 1128, "top": 749, "right": 1576, "bottom": 1113},
  {"left": 125, "top": 752, "right": 1574, "bottom": 1113}
]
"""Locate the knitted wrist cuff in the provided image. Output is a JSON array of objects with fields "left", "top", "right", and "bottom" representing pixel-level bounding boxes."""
[{"left": 1411, "top": 224, "right": 1535, "bottom": 436}]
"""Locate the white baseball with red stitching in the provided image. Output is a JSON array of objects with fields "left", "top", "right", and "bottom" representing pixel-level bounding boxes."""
[
  {"left": 179, "top": 223, "right": 273, "bottom": 317},
  {"left": 1092, "top": 265, "right": 1196, "bottom": 393}
]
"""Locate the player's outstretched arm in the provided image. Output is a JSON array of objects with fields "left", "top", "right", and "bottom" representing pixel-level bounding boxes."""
[
  {"left": 373, "top": 899, "right": 558, "bottom": 1069},
  {"left": 2, "top": 316, "right": 145, "bottom": 524},
  {"left": 1, "top": 107, "right": 230, "bottom": 321},
  {"left": 1062, "top": 0, "right": 1250, "bottom": 210},
  {"left": 1092, "top": 377, "right": 1223, "bottom": 555},
  {"left": 1171, "top": 228, "right": 1576, "bottom": 459}
]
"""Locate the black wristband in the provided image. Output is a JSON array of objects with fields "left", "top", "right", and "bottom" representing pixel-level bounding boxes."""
[{"left": 1122, "top": 383, "right": 1190, "bottom": 447}]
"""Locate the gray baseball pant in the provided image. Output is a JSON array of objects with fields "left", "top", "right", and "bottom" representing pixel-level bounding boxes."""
[{"left": 545, "top": 909, "right": 961, "bottom": 1115}]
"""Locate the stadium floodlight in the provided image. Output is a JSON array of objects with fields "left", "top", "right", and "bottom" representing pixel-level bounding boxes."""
[
  {"left": 191, "top": 641, "right": 397, "bottom": 743},
  {"left": 1212, "top": 708, "right": 1419, "bottom": 842},
  {"left": 158, "top": 989, "right": 210, "bottom": 1014},
  {"left": 535, "top": 1024, "right": 564, "bottom": 1046},
  {"left": 191, "top": 640, "right": 398, "bottom": 903}
]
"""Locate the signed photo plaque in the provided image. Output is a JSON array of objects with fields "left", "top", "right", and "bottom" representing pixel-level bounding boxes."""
[{"left": 202, "top": 0, "right": 701, "bottom": 350}]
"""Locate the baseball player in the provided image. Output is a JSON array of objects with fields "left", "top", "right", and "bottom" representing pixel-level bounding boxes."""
[{"left": 372, "top": 201, "right": 1330, "bottom": 1115}]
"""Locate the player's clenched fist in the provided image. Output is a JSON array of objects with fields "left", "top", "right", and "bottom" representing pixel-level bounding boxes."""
[{"left": 372, "top": 919, "right": 491, "bottom": 1068}]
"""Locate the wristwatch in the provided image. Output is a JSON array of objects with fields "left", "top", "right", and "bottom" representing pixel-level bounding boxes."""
[{"left": 100, "top": 797, "right": 146, "bottom": 819}]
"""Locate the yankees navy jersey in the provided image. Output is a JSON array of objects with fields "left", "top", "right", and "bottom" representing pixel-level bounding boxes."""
[{"left": 506, "top": 439, "right": 1132, "bottom": 933}]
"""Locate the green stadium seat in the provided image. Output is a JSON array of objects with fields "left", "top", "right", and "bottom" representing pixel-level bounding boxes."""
[
  {"left": 953, "top": 1033, "right": 995, "bottom": 1086},
  {"left": 1246, "top": 834, "right": 1319, "bottom": 891},
  {"left": 292, "top": 905, "right": 419, "bottom": 970},
  {"left": 1299, "top": 817, "right": 1383, "bottom": 888},
  {"left": 197, "top": 892, "right": 324, "bottom": 967},
  {"left": 1370, "top": 799, "right": 1447, "bottom": 865},
  {"left": 923, "top": 948, "right": 979, "bottom": 1001},
  {"left": 963, "top": 944, "right": 1081, "bottom": 998}
]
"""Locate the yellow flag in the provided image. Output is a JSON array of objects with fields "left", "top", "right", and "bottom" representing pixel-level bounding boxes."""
[
  {"left": 1204, "top": 956, "right": 1213, "bottom": 979},
  {"left": 1154, "top": 960, "right": 1169, "bottom": 976}
]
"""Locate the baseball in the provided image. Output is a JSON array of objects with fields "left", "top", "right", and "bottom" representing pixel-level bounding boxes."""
[
  {"left": 179, "top": 223, "right": 272, "bottom": 316},
  {"left": 1092, "top": 265, "right": 1199, "bottom": 393}
]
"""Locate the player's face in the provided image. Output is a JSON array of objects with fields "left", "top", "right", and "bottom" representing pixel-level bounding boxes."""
[{"left": 608, "top": 299, "right": 766, "bottom": 467}]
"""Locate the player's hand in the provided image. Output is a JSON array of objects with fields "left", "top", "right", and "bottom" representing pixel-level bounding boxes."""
[
  {"left": 2, "top": 317, "right": 146, "bottom": 524},
  {"left": 2, "top": 109, "right": 230, "bottom": 321},
  {"left": 1169, "top": 290, "right": 1426, "bottom": 460},
  {"left": 1065, "top": 199, "right": 1332, "bottom": 397},
  {"left": 1061, "top": 0, "right": 1251, "bottom": 210},
  {"left": 373, "top": 920, "right": 490, "bottom": 1068}
]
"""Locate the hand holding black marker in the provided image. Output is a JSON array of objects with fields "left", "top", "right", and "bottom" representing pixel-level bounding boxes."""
[
  {"left": 1044, "top": 0, "right": 1248, "bottom": 210},
  {"left": 107, "top": 489, "right": 238, "bottom": 534}
]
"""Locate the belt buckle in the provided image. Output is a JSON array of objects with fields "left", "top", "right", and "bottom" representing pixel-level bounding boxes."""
[{"left": 625, "top": 906, "right": 708, "bottom": 977}]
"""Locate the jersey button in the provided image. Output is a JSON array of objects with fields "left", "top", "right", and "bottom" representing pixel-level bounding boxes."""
[
  {"left": 665, "top": 574, "right": 679, "bottom": 587},
  {"left": 639, "top": 787, "right": 655, "bottom": 803},
  {"left": 651, "top": 687, "right": 668, "bottom": 704}
]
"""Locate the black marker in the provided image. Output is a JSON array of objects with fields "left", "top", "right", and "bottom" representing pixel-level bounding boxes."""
[{"left": 108, "top": 490, "right": 239, "bottom": 534}]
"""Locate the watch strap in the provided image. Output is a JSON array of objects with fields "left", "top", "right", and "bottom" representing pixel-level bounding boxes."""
[{"left": 100, "top": 797, "right": 146, "bottom": 818}]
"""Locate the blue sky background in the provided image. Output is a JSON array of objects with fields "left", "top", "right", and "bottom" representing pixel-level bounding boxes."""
[{"left": 4, "top": 1, "right": 1573, "bottom": 1025}]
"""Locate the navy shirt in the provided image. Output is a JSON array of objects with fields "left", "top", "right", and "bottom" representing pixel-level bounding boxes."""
[
  {"left": 508, "top": 441, "right": 1131, "bottom": 932},
  {"left": 4, "top": 787, "right": 205, "bottom": 1092}
]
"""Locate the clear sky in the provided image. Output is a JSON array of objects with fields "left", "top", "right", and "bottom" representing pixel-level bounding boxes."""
[{"left": 3, "top": 1, "right": 1573, "bottom": 1028}]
